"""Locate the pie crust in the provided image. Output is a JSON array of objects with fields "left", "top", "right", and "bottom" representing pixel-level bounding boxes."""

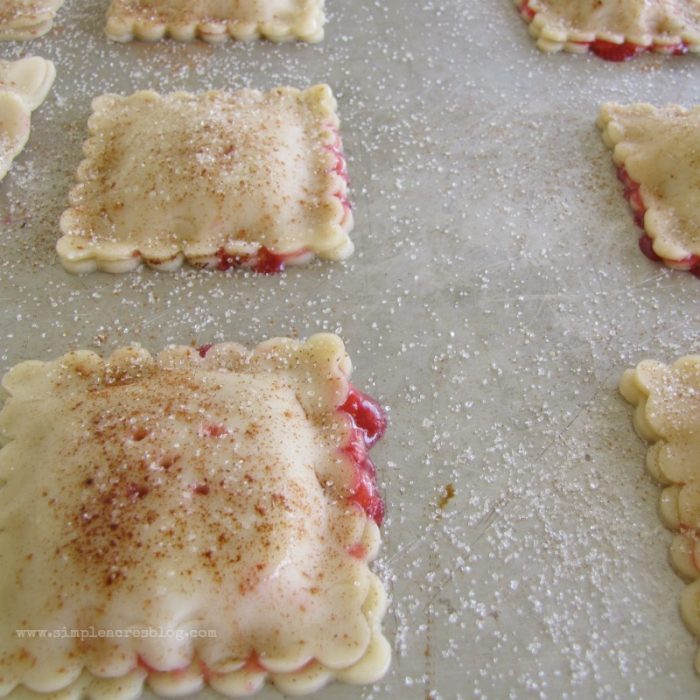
[
  {"left": 0, "top": 0, "right": 64, "bottom": 40},
  {"left": 57, "top": 85, "right": 354, "bottom": 274},
  {"left": 599, "top": 103, "right": 700, "bottom": 276},
  {"left": 516, "top": 0, "right": 700, "bottom": 59},
  {"left": 621, "top": 356, "right": 700, "bottom": 673},
  {"left": 0, "top": 56, "right": 55, "bottom": 181},
  {"left": 105, "top": 0, "right": 325, "bottom": 43},
  {"left": 0, "top": 334, "right": 391, "bottom": 698}
]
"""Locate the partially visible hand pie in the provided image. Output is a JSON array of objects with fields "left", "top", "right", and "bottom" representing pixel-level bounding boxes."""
[
  {"left": 105, "top": 0, "right": 325, "bottom": 43},
  {"left": 0, "top": 334, "right": 391, "bottom": 698},
  {"left": 0, "top": 56, "right": 55, "bottom": 181},
  {"left": 516, "top": 0, "right": 700, "bottom": 60},
  {"left": 621, "top": 356, "right": 700, "bottom": 673},
  {"left": 598, "top": 103, "right": 700, "bottom": 277},
  {"left": 0, "top": 0, "right": 64, "bottom": 40},
  {"left": 58, "top": 85, "right": 354, "bottom": 274}
]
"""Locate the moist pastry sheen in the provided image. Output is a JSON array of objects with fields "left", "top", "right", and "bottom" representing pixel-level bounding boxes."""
[
  {"left": 57, "top": 85, "right": 354, "bottom": 274},
  {"left": 105, "top": 0, "right": 325, "bottom": 43},
  {"left": 621, "top": 357, "right": 700, "bottom": 674},
  {"left": 0, "top": 334, "right": 391, "bottom": 698}
]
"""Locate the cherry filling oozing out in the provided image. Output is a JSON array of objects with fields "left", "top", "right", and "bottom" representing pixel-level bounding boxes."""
[
  {"left": 617, "top": 167, "right": 700, "bottom": 277},
  {"left": 339, "top": 386, "right": 388, "bottom": 527},
  {"left": 517, "top": 1, "right": 690, "bottom": 61},
  {"left": 197, "top": 343, "right": 387, "bottom": 524},
  {"left": 213, "top": 246, "right": 305, "bottom": 275},
  {"left": 326, "top": 126, "right": 352, "bottom": 214}
]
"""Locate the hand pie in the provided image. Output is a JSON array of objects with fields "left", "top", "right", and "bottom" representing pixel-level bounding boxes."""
[
  {"left": 58, "top": 85, "right": 354, "bottom": 274},
  {"left": 0, "top": 334, "right": 391, "bottom": 698}
]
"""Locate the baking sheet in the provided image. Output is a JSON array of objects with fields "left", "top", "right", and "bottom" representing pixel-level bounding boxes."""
[{"left": 2, "top": 1, "right": 700, "bottom": 698}]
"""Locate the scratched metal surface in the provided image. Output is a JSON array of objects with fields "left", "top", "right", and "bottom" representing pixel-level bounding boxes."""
[{"left": 1, "top": 1, "right": 700, "bottom": 698}]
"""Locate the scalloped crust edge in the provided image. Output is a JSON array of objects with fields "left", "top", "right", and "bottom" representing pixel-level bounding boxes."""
[
  {"left": 3, "top": 576, "right": 390, "bottom": 699},
  {"left": 104, "top": 3, "right": 325, "bottom": 44},
  {"left": 598, "top": 102, "right": 700, "bottom": 265},
  {"left": 0, "top": 56, "right": 56, "bottom": 111},
  {"left": 56, "top": 85, "right": 354, "bottom": 274},
  {"left": 515, "top": 0, "right": 700, "bottom": 55},
  {"left": 621, "top": 356, "right": 700, "bottom": 672}
]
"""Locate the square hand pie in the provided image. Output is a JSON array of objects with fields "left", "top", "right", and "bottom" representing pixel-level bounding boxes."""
[
  {"left": 598, "top": 103, "right": 700, "bottom": 277},
  {"left": 0, "top": 334, "right": 391, "bottom": 698},
  {"left": 621, "top": 357, "right": 700, "bottom": 674},
  {"left": 516, "top": 0, "right": 700, "bottom": 60},
  {"left": 105, "top": 0, "right": 325, "bottom": 43},
  {"left": 0, "top": 56, "right": 55, "bottom": 181},
  {"left": 57, "top": 86, "right": 354, "bottom": 274},
  {"left": 0, "top": 0, "right": 64, "bottom": 40}
]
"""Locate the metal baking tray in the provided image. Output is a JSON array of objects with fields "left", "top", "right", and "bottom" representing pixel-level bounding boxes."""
[{"left": 1, "top": 1, "right": 700, "bottom": 698}]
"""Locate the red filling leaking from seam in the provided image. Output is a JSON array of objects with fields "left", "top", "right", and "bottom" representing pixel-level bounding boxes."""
[
  {"left": 588, "top": 39, "right": 647, "bottom": 61},
  {"left": 214, "top": 246, "right": 303, "bottom": 275},
  {"left": 617, "top": 166, "right": 700, "bottom": 277},
  {"left": 326, "top": 126, "right": 352, "bottom": 215},
  {"left": 518, "top": 1, "right": 690, "bottom": 61},
  {"left": 587, "top": 39, "right": 687, "bottom": 61},
  {"left": 339, "top": 386, "right": 388, "bottom": 526}
]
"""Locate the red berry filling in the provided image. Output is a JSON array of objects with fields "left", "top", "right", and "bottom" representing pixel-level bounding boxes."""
[
  {"left": 326, "top": 126, "right": 352, "bottom": 215},
  {"left": 616, "top": 166, "right": 700, "bottom": 276},
  {"left": 588, "top": 39, "right": 646, "bottom": 62},
  {"left": 340, "top": 387, "right": 388, "bottom": 448},
  {"left": 518, "top": 2, "right": 535, "bottom": 21},
  {"left": 347, "top": 542, "right": 368, "bottom": 559},
  {"left": 214, "top": 246, "right": 308, "bottom": 275},
  {"left": 339, "top": 386, "right": 387, "bottom": 525},
  {"left": 518, "top": 1, "right": 691, "bottom": 61}
]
